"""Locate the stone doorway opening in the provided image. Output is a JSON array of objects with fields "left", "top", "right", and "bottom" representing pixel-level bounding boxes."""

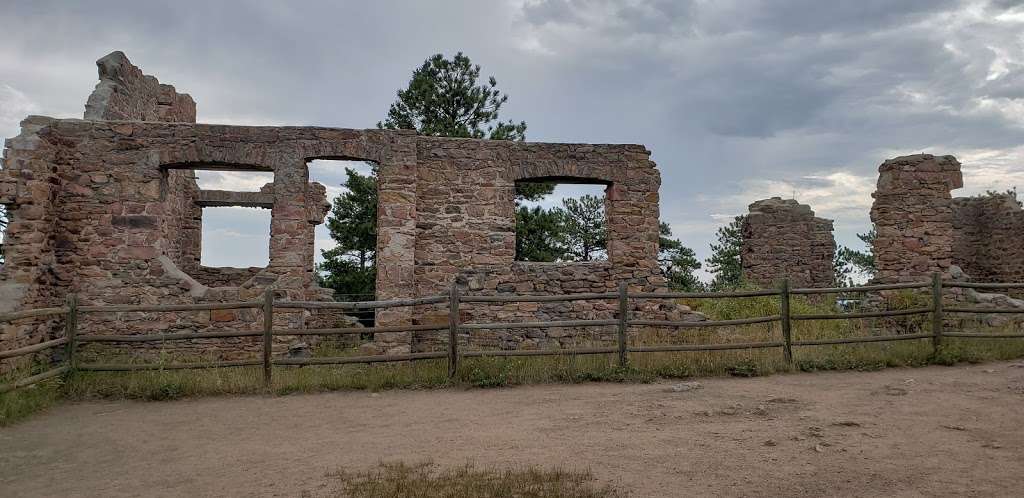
[{"left": 308, "top": 159, "right": 379, "bottom": 327}]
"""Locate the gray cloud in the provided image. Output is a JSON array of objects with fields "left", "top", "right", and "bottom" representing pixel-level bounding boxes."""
[{"left": 2, "top": 0, "right": 1023, "bottom": 281}]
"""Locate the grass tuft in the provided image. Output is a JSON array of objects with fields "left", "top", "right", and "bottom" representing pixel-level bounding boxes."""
[{"left": 309, "top": 461, "right": 625, "bottom": 498}]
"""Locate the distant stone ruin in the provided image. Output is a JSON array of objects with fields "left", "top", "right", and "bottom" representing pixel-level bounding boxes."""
[
  {"left": 869, "top": 154, "right": 964, "bottom": 283},
  {"left": 869, "top": 153, "right": 1024, "bottom": 290},
  {"left": 0, "top": 52, "right": 690, "bottom": 357},
  {"left": 740, "top": 197, "right": 836, "bottom": 289}
]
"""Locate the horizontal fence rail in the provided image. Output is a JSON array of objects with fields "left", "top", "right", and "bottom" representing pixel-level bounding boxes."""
[
  {"left": 790, "top": 281, "right": 931, "bottom": 295},
  {"left": 4, "top": 272, "right": 1024, "bottom": 393},
  {"left": 945, "top": 307, "right": 1024, "bottom": 314},
  {"left": 630, "top": 316, "right": 781, "bottom": 328},
  {"left": 461, "top": 292, "right": 617, "bottom": 303},
  {"left": 0, "top": 307, "right": 69, "bottom": 324},
  {"left": 791, "top": 307, "right": 933, "bottom": 321},
  {"left": 943, "top": 281, "right": 1024, "bottom": 290},
  {"left": 273, "top": 295, "right": 448, "bottom": 310},
  {"left": 630, "top": 289, "right": 780, "bottom": 299}
]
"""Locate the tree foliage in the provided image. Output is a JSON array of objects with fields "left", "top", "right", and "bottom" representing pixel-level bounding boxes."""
[
  {"left": 514, "top": 194, "right": 608, "bottom": 262},
  {"left": 983, "top": 187, "right": 1022, "bottom": 207},
  {"left": 560, "top": 195, "right": 607, "bottom": 261},
  {"left": 659, "top": 222, "right": 703, "bottom": 291},
  {"left": 378, "top": 52, "right": 527, "bottom": 141},
  {"left": 317, "top": 167, "right": 377, "bottom": 299},
  {"left": 835, "top": 228, "right": 876, "bottom": 286},
  {"left": 515, "top": 205, "right": 566, "bottom": 262},
  {"left": 706, "top": 215, "right": 746, "bottom": 290}
]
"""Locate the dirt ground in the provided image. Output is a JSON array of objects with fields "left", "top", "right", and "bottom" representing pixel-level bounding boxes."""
[{"left": 2, "top": 361, "right": 1024, "bottom": 498}]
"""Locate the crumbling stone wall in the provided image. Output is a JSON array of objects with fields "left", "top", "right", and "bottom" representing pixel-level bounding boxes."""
[
  {"left": 0, "top": 51, "right": 692, "bottom": 358},
  {"left": 869, "top": 153, "right": 1024, "bottom": 290},
  {"left": 869, "top": 154, "right": 964, "bottom": 283},
  {"left": 84, "top": 51, "right": 196, "bottom": 123},
  {"left": 952, "top": 194, "right": 1024, "bottom": 286},
  {"left": 740, "top": 197, "right": 836, "bottom": 289}
]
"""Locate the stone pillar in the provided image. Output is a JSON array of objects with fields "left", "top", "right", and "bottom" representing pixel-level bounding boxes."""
[
  {"left": 741, "top": 197, "right": 836, "bottom": 288},
  {"left": 268, "top": 160, "right": 312, "bottom": 294},
  {"left": 869, "top": 154, "right": 963, "bottom": 283},
  {"left": 371, "top": 137, "right": 418, "bottom": 355}
]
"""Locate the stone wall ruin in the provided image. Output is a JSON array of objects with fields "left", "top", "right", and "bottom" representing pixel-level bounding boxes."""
[
  {"left": 867, "top": 153, "right": 1024, "bottom": 287},
  {"left": 0, "top": 52, "right": 692, "bottom": 358},
  {"left": 740, "top": 197, "right": 836, "bottom": 289}
]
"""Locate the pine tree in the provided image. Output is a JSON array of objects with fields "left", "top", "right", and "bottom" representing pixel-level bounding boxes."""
[
  {"left": 560, "top": 195, "right": 607, "bottom": 261},
  {"left": 378, "top": 52, "right": 527, "bottom": 140},
  {"left": 659, "top": 222, "right": 703, "bottom": 291},
  {"left": 317, "top": 167, "right": 378, "bottom": 299},
  {"left": 706, "top": 215, "right": 746, "bottom": 290},
  {"left": 835, "top": 228, "right": 876, "bottom": 284},
  {"left": 515, "top": 206, "right": 566, "bottom": 262}
]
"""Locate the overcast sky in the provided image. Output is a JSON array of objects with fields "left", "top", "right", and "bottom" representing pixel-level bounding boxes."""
[{"left": 2, "top": 0, "right": 1023, "bottom": 278}]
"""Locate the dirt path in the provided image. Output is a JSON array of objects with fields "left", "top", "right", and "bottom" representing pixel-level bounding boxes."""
[{"left": 2, "top": 361, "right": 1024, "bottom": 497}]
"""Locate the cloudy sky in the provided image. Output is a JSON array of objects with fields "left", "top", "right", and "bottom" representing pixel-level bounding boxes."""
[{"left": 2, "top": 0, "right": 1023, "bottom": 277}]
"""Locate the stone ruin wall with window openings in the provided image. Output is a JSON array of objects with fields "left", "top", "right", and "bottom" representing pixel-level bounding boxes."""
[{"left": 0, "top": 51, "right": 695, "bottom": 359}]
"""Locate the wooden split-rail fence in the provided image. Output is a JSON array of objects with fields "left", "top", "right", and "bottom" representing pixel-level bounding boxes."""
[{"left": 2, "top": 273, "right": 1024, "bottom": 393}]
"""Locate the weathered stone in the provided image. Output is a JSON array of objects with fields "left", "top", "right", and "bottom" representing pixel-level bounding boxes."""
[
  {"left": 0, "top": 51, "right": 695, "bottom": 359},
  {"left": 741, "top": 197, "right": 835, "bottom": 288},
  {"left": 870, "top": 154, "right": 962, "bottom": 283}
]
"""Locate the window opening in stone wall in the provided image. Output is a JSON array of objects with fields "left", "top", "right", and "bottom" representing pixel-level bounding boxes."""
[
  {"left": 515, "top": 181, "right": 609, "bottom": 262},
  {"left": 308, "top": 159, "right": 379, "bottom": 326},
  {"left": 194, "top": 170, "right": 274, "bottom": 191},
  {"left": 200, "top": 207, "right": 271, "bottom": 267}
]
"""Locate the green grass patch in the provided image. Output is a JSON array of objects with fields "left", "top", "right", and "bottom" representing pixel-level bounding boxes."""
[
  {"left": 0, "top": 361, "right": 65, "bottom": 426},
  {"left": 313, "top": 461, "right": 624, "bottom": 498}
]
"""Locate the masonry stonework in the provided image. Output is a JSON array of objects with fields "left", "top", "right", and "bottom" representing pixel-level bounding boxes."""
[
  {"left": 741, "top": 197, "right": 836, "bottom": 289},
  {"left": 0, "top": 52, "right": 693, "bottom": 358},
  {"left": 84, "top": 51, "right": 196, "bottom": 123},
  {"left": 869, "top": 154, "right": 964, "bottom": 283},
  {"left": 952, "top": 194, "right": 1024, "bottom": 287},
  {"left": 868, "top": 153, "right": 1024, "bottom": 308}
]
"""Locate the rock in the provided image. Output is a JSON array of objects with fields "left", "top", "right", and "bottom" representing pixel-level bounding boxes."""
[
  {"left": 832, "top": 421, "right": 861, "bottom": 427},
  {"left": 813, "top": 444, "right": 825, "bottom": 453},
  {"left": 287, "top": 342, "right": 311, "bottom": 359},
  {"left": 763, "top": 439, "right": 778, "bottom": 447},
  {"left": 669, "top": 381, "right": 703, "bottom": 393}
]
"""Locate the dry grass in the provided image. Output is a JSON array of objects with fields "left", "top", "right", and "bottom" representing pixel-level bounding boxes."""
[
  {"left": 306, "top": 462, "right": 625, "bottom": 498},
  {"left": 6, "top": 288, "right": 1024, "bottom": 426}
]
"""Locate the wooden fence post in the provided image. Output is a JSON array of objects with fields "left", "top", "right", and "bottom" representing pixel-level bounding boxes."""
[
  {"left": 262, "top": 287, "right": 274, "bottom": 388},
  {"left": 931, "top": 272, "right": 943, "bottom": 352},
  {"left": 448, "top": 282, "right": 460, "bottom": 379},
  {"left": 617, "top": 281, "right": 629, "bottom": 368},
  {"left": 65, "top": 293, "right": 78, "bottom": 371},
  {"left": 780, "top": 279, "right": 793, "bottom": 365}
]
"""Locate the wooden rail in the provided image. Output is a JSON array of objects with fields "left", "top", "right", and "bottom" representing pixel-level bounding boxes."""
[
  {"left": 791, "top": 307, "right": 933, "bottom": 321},
  {"left": 791, "top": 281, "right": 930, "bottom": 295},
  {"left": 4, "top": 271, "right": 1024, "bottom": 394}
]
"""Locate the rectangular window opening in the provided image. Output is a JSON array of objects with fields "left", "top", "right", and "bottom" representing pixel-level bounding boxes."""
[
  {"left": 515, "top": 182, "right": 609, "bottom": 263},
  {"left": 200, "top": 206, "right": 271, "bottom": 268},
  {"left": 194, "top": 170, "right": 274, "bottom": 192}
]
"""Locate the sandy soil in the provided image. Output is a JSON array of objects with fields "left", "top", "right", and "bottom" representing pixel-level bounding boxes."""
[{"left": 2, "top": 361, "right": 1024, "bottom": 497}]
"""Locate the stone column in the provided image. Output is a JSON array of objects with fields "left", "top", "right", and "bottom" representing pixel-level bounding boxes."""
[
  {"left": 268, "top": 159, "right": 312, "bottom": 295},
  {"left": 371, "top": 136, "right": 418, "bottom": 354},
  {"left": 869, "top": 154, "right": 963, "bottom": 283},
  {"left": 741, "top": 197, "right": 836, "bottom": 288}
]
